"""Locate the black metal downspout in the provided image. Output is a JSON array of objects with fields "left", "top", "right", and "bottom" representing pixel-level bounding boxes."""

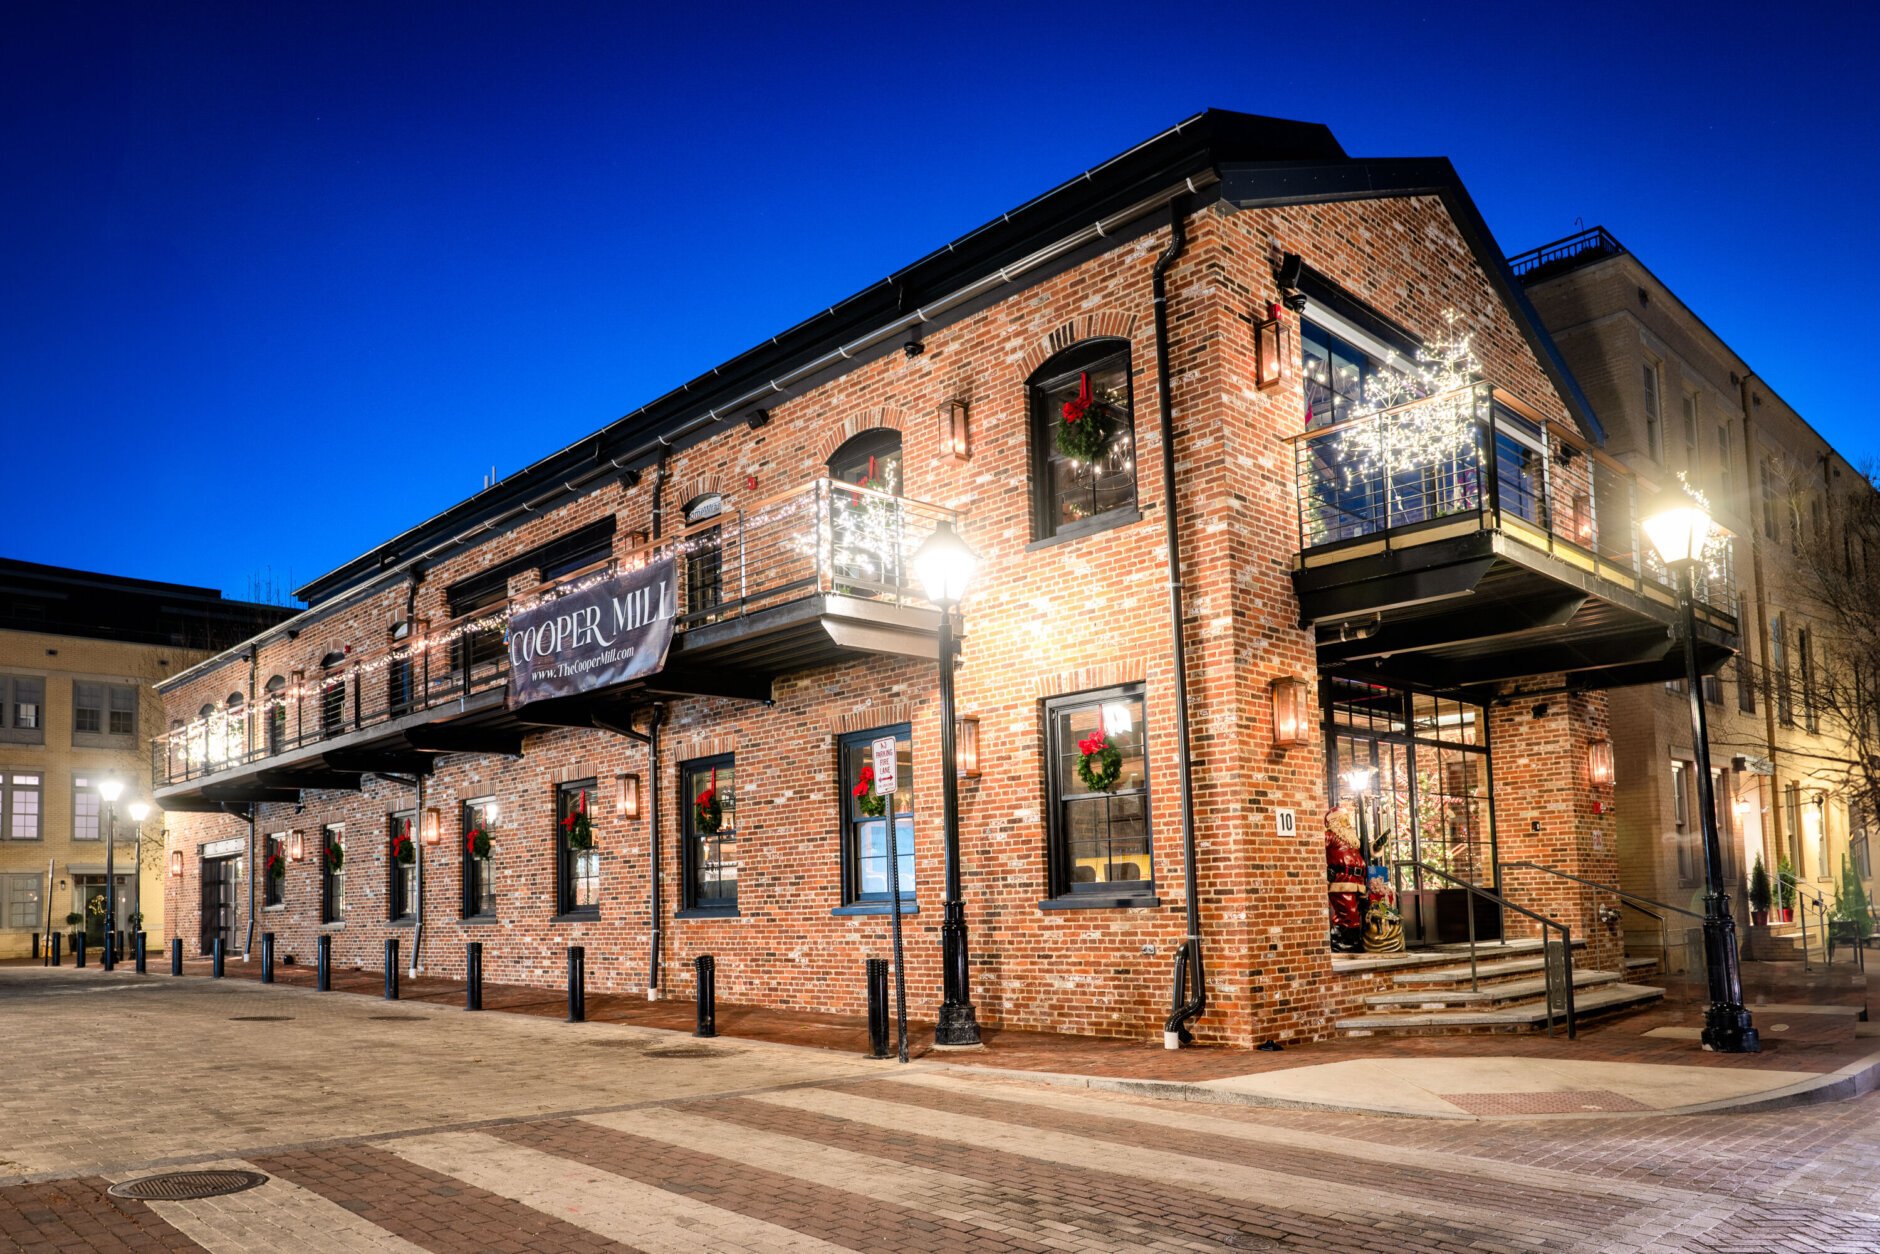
[
  {"left": 1153, "top": 197, "right": 1207, "bottom": 1048},
  {"left": 243, "top": 644, "right": 258, "bottom": 961},
  {"left": 594, "top": 704, "right": 667, "bottom": 996},
  {"left": 649, "top": 446, "right": 672, "bottom": 540}
]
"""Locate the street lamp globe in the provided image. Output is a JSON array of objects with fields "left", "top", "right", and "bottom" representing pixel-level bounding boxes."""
[
  {"left": 1642, "top": 502, "right": 1712, "bottom": 568},
  {"left": 98, "top": 777, "right": 124, "bottom": 803},
  {"left": 128, "top": 802, "right": 150, "bottom": 823},
  {"left": 912, "top": 519, "right": 978, "bottom": 609},
  {"left": 1341, "top": 766, "right": 1376, "bottom": 796}
]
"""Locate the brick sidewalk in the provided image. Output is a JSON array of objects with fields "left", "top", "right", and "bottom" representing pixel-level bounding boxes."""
[{"left": 21, "top": 948, "right": 1870, "bottom": 1083}]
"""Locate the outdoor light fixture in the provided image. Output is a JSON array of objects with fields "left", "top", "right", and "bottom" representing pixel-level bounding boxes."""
[
  {"left": 1341, "top": 766, "right": 1376, "bottom": 796},
  {"left": 421, "top": 808, "right": 441, "bottom": 845},
  {"left": 288, "top": 831, "right": 305, "bottom": 862},
  {"left": 912, "top": 519, "right": 978, "bottom": 609},
  {"left": 955, "top": 716, "right": 981, "bottom": 779},
  {"left": 1269, "top": 676, "right": 1310, "bottom": 748},
  {"left": 169, "top": 851, "right": 183, "bottom": 878},
  {"left": 1253, "top": 303, "right": 1290, "bottom": 392},
  {"left": 1587, "top": 737, "right": 1614, "bottom": 787},
  {"left": 98, "top": 776, "right": 124, "bottom": 802},
  {"left": 1641, "top": 501, "right": 1713, "bottom": 568},
  {"left": 128, "top": 801, "right": 150, "bottom": 823},
  {"left": 938, "top": 400, "right": 970, "bottom": 461},
  {"left": 616, "top": 772, "right": 642, "bottom": 818}
]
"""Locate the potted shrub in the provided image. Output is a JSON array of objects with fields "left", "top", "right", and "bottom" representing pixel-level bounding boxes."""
[
  {"left": 1748, "top": 854, "right": 1772, "bottom": 926},
  {"left": 1831, "top": 853, "right": 1872, "bottom": 949},
  {"left": 1776, "top": 855, "right": 1797, "bottom": 923},
  {"left": 64, "top": 911, "right": 82, "bottom": 950}
]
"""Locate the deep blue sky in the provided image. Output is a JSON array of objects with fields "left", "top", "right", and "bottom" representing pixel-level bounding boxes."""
[{"left": 4, "top": 1, "right": 1872, "bottom": 606}]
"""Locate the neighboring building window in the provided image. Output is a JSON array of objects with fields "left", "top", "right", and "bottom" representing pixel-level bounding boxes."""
[
  {"left": 1715, "top": 424, "right": 1733, "bottom": 501},
  {"left": 322, "top": 825, "right": 345, "bottom": 923},
  {"left": 1853, "top": 832, "right": 1872, "bottom": 879},
  {"left": 2, "top": 872, "right": 44, "bottom": 929},
  {"left": 74, "top": 682, "right": 103, "bottom": 734},
  {"left": 1761, "top": 462, "right": 1777, "bottom": 540},
  {"left": 1670, "top": 760, "right": 1689, "bottom": 830},
  {"left": 1642, "top": 362, "right": 1663, "bottom": 463},
  {"left": 1029, "top": 340, "right": 1138, "bottom": 542},
  {"left": 1702, "top": 672, "right": 1723, "bottom": 706},
  {"left": 1773, "top": 614, "right": 1792, "bottom": 725},
  {"left": 1785, "top": 784, "right": 1805, "bottom": 878},
  {"left": 1737, "top": 654, "right": 1757, "bottom": 714},
  {"left": 388, "top": 811, "right": 415, "bottom": 922},
  {"left": 72, "top": 776, "right": 102, "bottom": 841},
  {"left": 462, "top": 798, "right": 498, "bottom": 918},
  {"left": 263, "top": 833, "right": 285, "bottom": 908},
  {"left": 1798, "top": 626, "right": 1818, "bottom": 733},
  {"left": 73, "top": 681, "right": 136, "bottom": 742},
  {"left": 109, "top": 686, "right": 136, "bottom": 735},
  {"left": 839, "top": 726, "right": 914, "bottom": 907},
  {"left": 555, "top": 781, "right": 599, "bottom": 917},
  {"left": 827, "top": 429, "right": 903, "bottom": 495},
  {"left": 680, "top": 755, "right": 737, "bottom": 914},
  {"left": 320, "top": 653, "right": 346, "bottom": 738},
  {"left": 264, "top": 675, "right": 288, "bottom": 754},
  {"left": 1681, "top": 392, "right": 1699, "bottom": 476},
  {"left": 1, "top": 774, "right": 41, "bottom": 840},
  {"left": 1046, "top": 686, "right": 1152, "bottom": 900},
  {"left": 680, "top": 495, "right": 725, "bottom": 626},
  {"left": 1, "top": 676, "right": 45, "bottom": 744}
]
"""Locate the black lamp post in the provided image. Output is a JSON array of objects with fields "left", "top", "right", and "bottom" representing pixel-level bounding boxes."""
[
  {"left": 129, "top": 801, "right": 150, "bottom": 950},
  {"left": 1642, "top": 501, "right": 1759, "bottom": 1053},
  {"left": 99, "top": 776, "right": 125, "bottom": 969},
  {"left": 912, "top": 519, "right": 980, "bottom": 1047}
]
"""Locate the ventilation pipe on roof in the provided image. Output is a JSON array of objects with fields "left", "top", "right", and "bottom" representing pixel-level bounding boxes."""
[{"left": 1151, "top": 197, "right": 1207, "bottom": 1049}]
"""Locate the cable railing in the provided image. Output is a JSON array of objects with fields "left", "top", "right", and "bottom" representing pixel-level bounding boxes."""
[
  {"left": 1502, "top": 860, "right": 1701, "bottom": 982},
  {"left": 155, "top": 478, "right": 958, "bottom": 789},
  {"left": 1292, "top": 381, "right": 1736, "bottom": 615}
]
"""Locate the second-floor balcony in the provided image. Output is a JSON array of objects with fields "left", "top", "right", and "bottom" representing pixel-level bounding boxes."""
[
  {"left": 1292, "top": 382, "right": 1737, "bottom": 695},
  {"left": 154, "top": 479, "right": 956, "bottom": 805}
]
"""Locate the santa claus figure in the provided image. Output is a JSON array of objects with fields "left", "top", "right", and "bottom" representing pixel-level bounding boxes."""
[{"left": 1325, "top": 807, "right": 1366, "bottom": 953}]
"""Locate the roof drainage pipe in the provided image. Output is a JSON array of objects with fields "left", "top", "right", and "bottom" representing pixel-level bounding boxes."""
[
  {"left": 593, "top": 705, "right": 666, "bottom": 997},
  {"left": 1151, "top": 197, "right": 1208, "bottom": 1049}
]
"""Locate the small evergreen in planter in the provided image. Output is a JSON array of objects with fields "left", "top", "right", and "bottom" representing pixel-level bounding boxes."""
[
  {"left": 1776, "top": 854, "right": 1797, "bottom": 921},
  {"left": 1748, "top": 854, "right": 1773, "bottom": 924},
  {"left": 1832, "top": 853, "right": 1872, "bottom": 942}
]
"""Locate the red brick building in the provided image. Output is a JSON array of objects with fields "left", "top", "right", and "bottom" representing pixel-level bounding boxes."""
[{"left": 153, "top": 112, "right": 1736, "bottom": 1045}]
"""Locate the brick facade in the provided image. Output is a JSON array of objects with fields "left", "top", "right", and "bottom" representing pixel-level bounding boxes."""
[{"left": 161, "top": 188, "right": 1615, "bottom": 1045}]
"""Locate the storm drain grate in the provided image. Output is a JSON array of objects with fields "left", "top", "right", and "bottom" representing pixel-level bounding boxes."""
[
  {"left": 367, "top": 1015, "right": 423, "bottom": 1021},
  {"left": 228, "top": 1016, "right": 294, "bottom": 1022},
  {"left": 109, "top": 1170, "right": 268, "bottom": 1201}
]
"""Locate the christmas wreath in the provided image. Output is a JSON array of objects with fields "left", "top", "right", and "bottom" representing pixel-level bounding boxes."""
[
  {"left": 325, "top": 841, "right": 344, "bottom": 873},
  {"left": 694, "top": 770, "right": 724, "bottom": 834},
  {"left": 1056, "top": 372, "right": 1119, "bottom": 464},
  {"left": 391, "top": 830, "right": 415, "bottom": 866},
  {"left": 465, "top": 820, "right": 492, "bottom": 861},
  {"left": 1076, "top": 729, "right": 1123, "bottom": 793},
  {"left": 267, "top": 850, "right": 286, "bottom": 880},
  {"left": 562, "top": 790, "right": 595, "bottom": 852},
  {"left": 852, "top": 764, "right": 887, "bottom": 818}
]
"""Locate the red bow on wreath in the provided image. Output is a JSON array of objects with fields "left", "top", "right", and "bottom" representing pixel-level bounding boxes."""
[
  {"left": 1078, "top": 730, "right": 1108, "bottom": 756},
  {"left": 1062, "top": 372, "right": 1093, "bottom": 425},
  {"left": 851, "top": 765, "right": 874, "bottom": 799}
]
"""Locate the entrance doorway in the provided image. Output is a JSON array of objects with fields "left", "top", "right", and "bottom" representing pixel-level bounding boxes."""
[
  {"left": 199, "top": 855, "right": 241, "bottom": 956},
  {"left": 72, "top": 874, "right": 132, "bottom": 948}
]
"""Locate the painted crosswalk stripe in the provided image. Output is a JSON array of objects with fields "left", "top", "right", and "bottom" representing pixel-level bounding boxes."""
[{"left": 385, "top": 1129, "right": 850, "bottom": 1254}]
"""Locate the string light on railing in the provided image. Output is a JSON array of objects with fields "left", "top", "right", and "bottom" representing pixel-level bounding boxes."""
[{"left": 1322, "top": 310, "right": 1484, "bottom": 487}]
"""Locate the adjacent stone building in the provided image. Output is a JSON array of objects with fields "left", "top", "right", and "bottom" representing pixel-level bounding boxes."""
[{"left": 154, "top": 112, "right": 1729, "bottom": 1043}]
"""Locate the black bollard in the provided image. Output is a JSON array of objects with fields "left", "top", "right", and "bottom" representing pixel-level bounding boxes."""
[
  {"left": 567, "top": 946, "right": 585, "bottom": 1022},
  {"left": 384, "top": 939, "right": 399, "bottom": 999},
  {"left": 170, "top": 936, "right": 182, "bottom": 975},
  {"left": 261, "top": 932, "right": 274, "bottom": 983},
  {"left": 316, "top": 934, "right": 331, "bottom": 991},
  {"left": 465, "top": 941, "right": 483, "bottom": 1011},
  {"left": 134, "top": 932, "right": 147, "bottom": 974},
  {"left": 866, "top": 958, "right": 890, "bottom": 1059},
  {"left": 212, "top": 936, "right": 225, "bottom": 978},
  {"left": 75, "top": 934, "right": 87, "bottom": 968},
  {"left": 104, "top": 930, "right": 115, "bottom": 972},
  {"left": 694, "top": 954, "right": 716, "bottom": 1038},
  {"left": 49, "top": 932, "right": 61, "bottom": 966},
  {"left": 31, "top": 932, "right": 39, "bottom": 961}
]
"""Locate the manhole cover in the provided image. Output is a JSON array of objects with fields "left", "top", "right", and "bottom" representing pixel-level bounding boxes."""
[
  {"left": 110, "top": 1170, "right": 268, "bottom": 1200},
  {"left": 228, "top": 1016, "right": 294, "bottom": 1022}
]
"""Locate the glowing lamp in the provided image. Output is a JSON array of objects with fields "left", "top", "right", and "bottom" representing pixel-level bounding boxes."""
[
  {"left": 169, "top": 851, "right": 183, "bottom": 878},
  {"left": 1342, "top": 766, "right": 1376, "bottom": 796},
  {"left": 912, "top": 519, "right": 978, "bottom": 609},
  {"left": 616, "top": 772, "right": 642, "bottom": 818},
  {"left": 1269, "top": 676, "right": 1310, "bottom": 748},
  {"left": 288, "top": 831, "right": 305, "bottom": 862},
  {"left": 98, "top": 776, "right": 124, "bottom": 802},
  {"left": 422, "top": 808, "right": 441, "bottom": 845},
  {"left": 1642, "top": 502, "right": 1712, "bottom": 567},
  {"left": 1254, "top": 304, "right": 1290, "bottom": 392},
  {"left": 955, "top": 716, "right": 981, "bottom": 779},
  {"left": 128, "top": 802, "right": 151, "bottom": 823},
  {"left": 1587, "top": 737, "right": 1614, "bottom": 786},
  {"left": 939, "top": 400, "right": 970, "bottom": 462}
]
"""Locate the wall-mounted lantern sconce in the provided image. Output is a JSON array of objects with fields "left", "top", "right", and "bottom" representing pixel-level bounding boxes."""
[
  {"left": 616, "top": 772, "right": 642, "bottom": 818},
  {"left": 1587, "top": 737, "right": 1614, "bottom": 787},
  {"left": 288, "top": 830, "right": 305, "bottom": 862},
  {"left": 422, "top": 808, "right": 441, "bottom": 845},
  {"left": 955, "top": 715, "right": 981, "bottom": 779},
  {"left": 939, "top": 400, "right": 970, "bottom": 462},
  {"left": 1269, "top": 676, "right": 1310, "bottom": 748},
  {"left": 1254, "top": 303, "right": 1290, "bottom": 392},
  {"left": 168, "top": 851, "right": 183, "bottom": 878}
]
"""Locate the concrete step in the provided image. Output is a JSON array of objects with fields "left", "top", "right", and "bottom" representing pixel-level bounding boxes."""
[
  {"left": 1327, "top": 939, "right": 1550, "bottom": 977},
  {"left": 1364, "top": 967, "right": 1622, "bottom": 1009},
  {"left": 1391, "top": 950, "right": 1585, "bottom": 987},
  {"left": 1336, "top": 982, "right": 1665, "bottom": 1036},
  {"left": 1624, "top": 955, "right": 1661, "bottom": 975}
]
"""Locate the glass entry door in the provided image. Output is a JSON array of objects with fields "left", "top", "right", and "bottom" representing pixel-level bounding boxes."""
[{"left": 199, "top": 855, "right": 240, "bottom": 956}]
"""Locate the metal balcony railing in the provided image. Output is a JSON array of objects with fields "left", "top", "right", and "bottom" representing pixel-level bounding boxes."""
[
  {"left": 1507, "top": 226, "right": 1625, "bottom": 283},
  {"left": 155, "top": 478, "right": 958, "bottom": 789},
  {"left": 1292, "top": 381, "right": 1736, "bottom": 612}
]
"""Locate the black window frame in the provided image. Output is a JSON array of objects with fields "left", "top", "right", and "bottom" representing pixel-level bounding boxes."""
[
  {"left": 1028, "top": 339, "right": 1140, "bottom": 545},
  {"left": 1, "top": 771, "right": 43, "bottom": 841},
  {"left": 679, "top": 494, "right": 725, "bottom": 627},
  {"left": 678, "top": 753, "right": 738, "bottom": 917},
  {"left": 1, "top": 675, "right": 45, "bottom": 744},
  {"left": 555, "top": 780, "right": 600, "bottom": 919},
  {"left": 264, "top": 675, "right": 288, "bottom": 754},
  {"left": 388, "top": 810, "right": 415, "bottom": 922},
  {"left": 827, "top": 428, "right": 904, "bottom": 495},
  {"left": 1041, "top": 683, "right": 1155, "bottom": 908},
  {"left": 263, "top": 833, "right": 285, "bottom": 908},
  {"left": 461, "top": 796, "right": 498, "bottom": 920},
  {"left": 836, "top": 724, "right": 915, "bottom": 913},
  {"left": 321, "top": 824, "right": 345, "bottom": 924}
]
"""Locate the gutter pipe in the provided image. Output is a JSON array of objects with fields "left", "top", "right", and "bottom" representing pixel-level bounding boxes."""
[
  {"left": 1151, "top": 197, "right": 1208, "bottom": 1048},
  {"left": 593, "top": 706, "right": 667, "bottom": 996}
]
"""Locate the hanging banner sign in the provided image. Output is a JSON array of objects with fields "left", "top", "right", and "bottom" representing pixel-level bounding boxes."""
[{"left": 505, "top": 559, "right": 677, "bottom": 708}]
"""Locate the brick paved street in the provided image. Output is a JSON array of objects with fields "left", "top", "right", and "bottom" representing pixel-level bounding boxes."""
[{"left": 5, "top": 965, "right": 1880, "bottom": 1252}]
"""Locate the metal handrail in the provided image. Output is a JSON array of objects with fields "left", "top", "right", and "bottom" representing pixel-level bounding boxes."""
[
  {"left": 1502, "top": 860, "right": 1701, "bottom": 979},
  {"left": 1393, "top": 859, "right": 1577, "bottom": 1038},
  {"left": 1790, "top": 882, "right": 1833, "bottom": 970}
]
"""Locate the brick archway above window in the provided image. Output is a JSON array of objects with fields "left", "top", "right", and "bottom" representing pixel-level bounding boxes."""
[
  {"left": 1016, "top": 312, "right": 1139, "bottom": 381},
  {"left": 1031, "top": 657, "right": 1149, "bottom": 698},
  {"left": 817, "top": 407, "right": 908, "bottom": 464},
  {"left": 683, "top": 472, "right": 726, "bottom": 507}
]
